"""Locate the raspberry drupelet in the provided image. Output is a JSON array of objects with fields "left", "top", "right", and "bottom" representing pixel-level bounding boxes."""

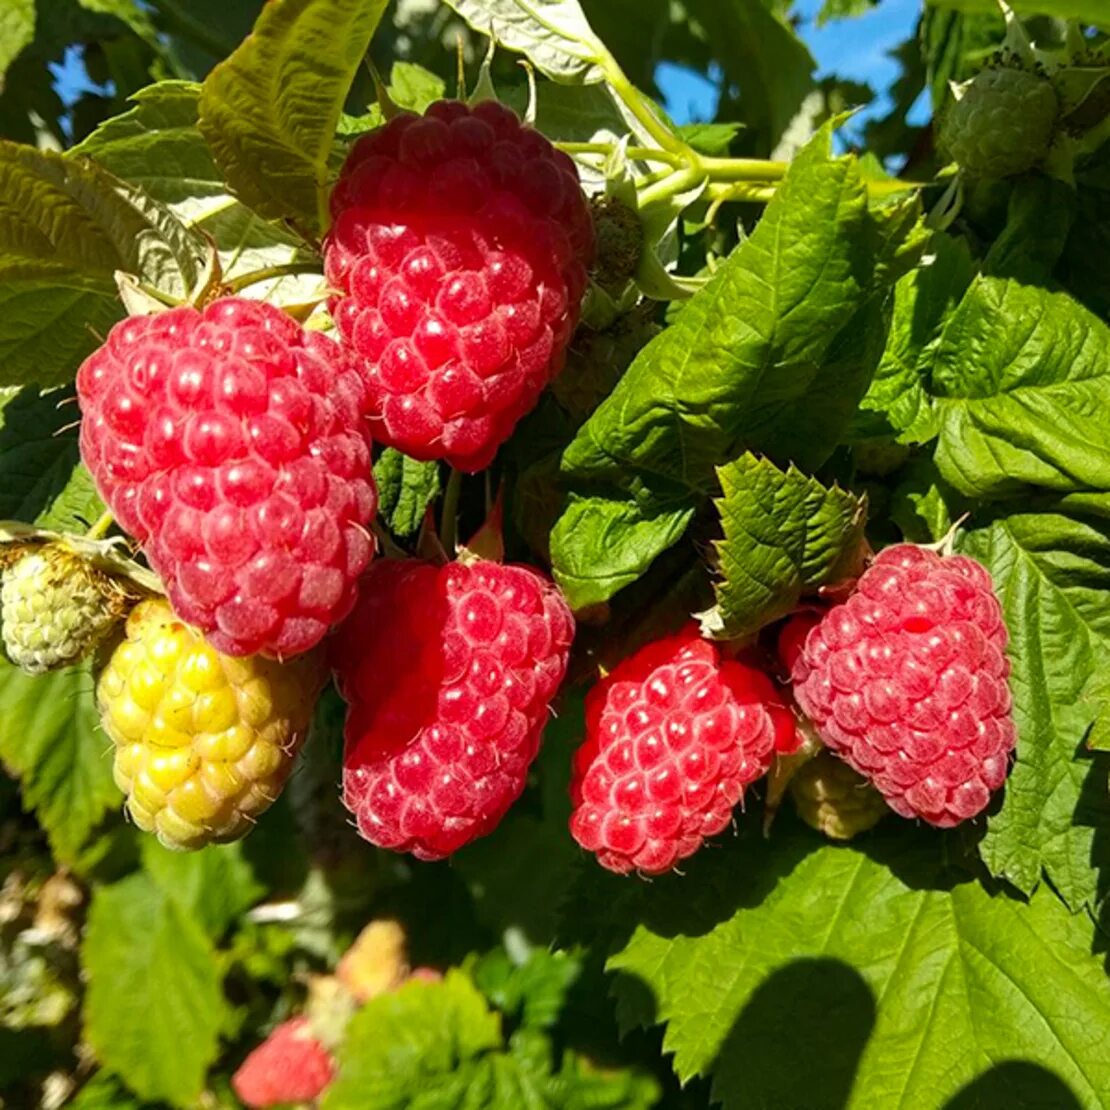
[{"left": 324, "top": 99, "right": 595, "bottom": 471}]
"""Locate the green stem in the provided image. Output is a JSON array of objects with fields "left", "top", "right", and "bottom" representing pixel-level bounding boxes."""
[
  {"left": 85, "top": 511, "right": 114, "bottom": 540},
  {"left": 637, "top": 165, "right": 705, "bottom": 212},
  {"left": 136, "top": 282, "right": 186, "bottom": 308},
  {"left": 440, "top": 468, "right": 463, "bottom": 556},
  {"left": 699, "top": 155, "right": 789, "bottom": 183},
  {"left": 603, "top": 64, "right": 688, "bottom": 156},
  {"left": 556, "top": 141, "right": 685, "bottom": 168},
  {"left": 223, "top": 262, "right": 325, "bottom": 295}
]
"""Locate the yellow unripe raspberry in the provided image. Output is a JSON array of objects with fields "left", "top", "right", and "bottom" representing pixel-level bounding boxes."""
[
  {"left": 789, "top": 750, "right": 889, "bottom": 841},
  {"left": 98, "top": 598, "right": 326, "bottom": 851}
]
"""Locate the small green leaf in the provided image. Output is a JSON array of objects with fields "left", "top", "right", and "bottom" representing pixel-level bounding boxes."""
[
  {"left": 0, "top": 141, "right": 203, "bottom": 387},
  {"left": 984, "top": 175, "right": 1075, "bottom": 283},
  {"left": 440, "top": 0, "right": 613, "bottom": 84},
  {"left": 141, "top": 838, "right": 265, "bottom": 940},
  {"left": 323, "top": 971, "right": 502, "bottom": 1109},
  {"left": 0, "top": 658, "right": 118, "bottom": 863},
  {"left": 82, "top": 873, "right": 225, "bottom": 1107},
  {"left": 387, "top": 61, "right": 446, "bottom": 113},
  {"left": 705, "top": 454, "right": 866, "bottom": 639},
  {"left": 961, "top": 511, "right": 1110, "bottom": 910},
  {"left": 199, "top": 0, "right": 391, "bottom": 234},
  {"left": 373, "top": 449, "right": 440, "bottom": 539},
  {"left": 564, "top": 823, "right": 1110, "bottom": 1108},
  {"left": 552, "top": 126, "right": 898, "bottom": 610},
  {"left": 927, "top": 0, "right": 1109, "bottom": 30}
]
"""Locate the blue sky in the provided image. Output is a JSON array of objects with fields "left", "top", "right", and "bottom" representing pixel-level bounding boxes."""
[{"left": 657, "top": 0, "right": 928, "bottom": 129}]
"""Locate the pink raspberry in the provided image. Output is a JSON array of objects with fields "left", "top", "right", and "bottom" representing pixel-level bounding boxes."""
[
  {"left": 332, "top": 557, "right": 574, "bottom": 860},
  {"left": 787, "top": 544, "right": 1015, "bottom": 826},
  {"left": 569, "top": 623, "right": 783, "bottom": 876},
  {"left": 232, "top": 1017, "right": 335, "bottom": 1108},
  {"left": 77, "top": 298, "right": 377, "bottom": 658},
  {"left": 324, "top": 99, "right": 595, "bottom": 472}
]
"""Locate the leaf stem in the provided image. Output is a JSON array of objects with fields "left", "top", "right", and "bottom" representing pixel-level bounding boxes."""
[
  {"left": 556, "top": 141, "right": 685, "bottom": 168},
  {"left": 223, "top": 262, "right": 326, "bottom": 295},
  {"left": 85, "top": 511, "right": 114, "bottom": 540},
  {"left": 440, "top": 468, "right": 463, "bottom": 556}
]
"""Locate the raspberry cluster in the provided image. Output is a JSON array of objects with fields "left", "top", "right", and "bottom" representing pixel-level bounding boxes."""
[
  {"left": 569, "top": 624, "right": 784, "bottom": 875},
  {"left": 788, "top": 545, "right": 1015, "bottom": 826},
  {"left": 333, "top": 557, "right": 574, "bottom": 859},
  {"left": 77, "top": 298, "right": 377, "bottom": 659},
  {"left": 232, "top": 1018, "right": 335, "bottom": 1109},
  {"left": 325, "top": 99, "right": 594, "bottom": 471}
]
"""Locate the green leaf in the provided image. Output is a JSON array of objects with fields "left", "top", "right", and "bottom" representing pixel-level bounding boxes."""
[
  {"left": 961, "top": 512, "right": 1110, "bottom": 910},
  {"left": 684, "top": 0, "right": 815, "bottom": 149},
  {"left": 74, "top": 81, "right": 316, "bottom": 289},
  {"left": 373, "top": 449, "right": 440, "bottom": 539},
  {"left": 0, "top": 658, "right": 118, "bottom": 863},
  {"left": 817, "top": 0, "right": 878, "bottom": 24},
  {"left": 676, "top": 122, "right": 741, "bottom": 156},
  {"left": 984, "top": 175, "right": 1075, "bottom": 284},
  {"left": 1061, "top": 139, "right": 1110, "bottom": 323},
  {"left": 141, "top": 838, "right": 265, "bottom": 940},
  {"left": 323, "top": 971, "right": 502, "bottom": 1109},
  {"left": 566, "top": 823, "right": 1110, "bottom": 1108},
  {"left": 0, "top": 0, "right": 33, "bottom": 82},
  {"left": 198, "top": 0, "right": 390, "bottom": 234},
  {"left": 82, "top": 873, "right": 225, "bottom": 1107},
  {"left": 0, "top": 140, "right": 203, "bottom": 388},
  {"left": 472, "top": 949, "right": 581, "bottom": 1031},
  {"left": 0, "top": 387, "right": 103, "bottom": 530},
  {"left": 440, "top": 0, "right": 613, "bottom": 84},
  {"left": 551, "top": 127, "right": 896, "bottom": 610},
  {"left": 857, "top": 230, "right": 973, "bottom": 444},
  {"left": 927, "top": 0, "right": 1110, "bottom": 31},
  {"left": 68, "top": 1072, "right": 144, "bottom": 1110},
  {"left": 705, "top": 454, "right": 867, "bottom": 639},
  {"left": 930, "top": 279, "right": 1110, "bottom": 499},
  {"left": 387, "top": 61, "right": 446, "bottom": 113}
]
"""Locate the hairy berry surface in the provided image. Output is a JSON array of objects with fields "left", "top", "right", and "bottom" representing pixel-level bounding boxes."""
[
  {"left": 570, "top": 624, "right": 781, "bottom": 875},
  {"left": 333, "top": 558, "right": 574, "bottom": 860},
  {"left": 232, "top": 1017, "right": 335, "bottom": 1109},
  {"left": 77, "top": 298, "right": 376, "bottom": 658},
  {"left": 789, "top": 545, "right": 1015, "bottom": 827},
  {"left": 325, "top": 99, "right": 594, "bottom": 471},
  {"left": 1, "top": 544, "right": 124, "bottom": 674},
  {"left": 98, "top": 598, "right": 326, "bottom": 850}
]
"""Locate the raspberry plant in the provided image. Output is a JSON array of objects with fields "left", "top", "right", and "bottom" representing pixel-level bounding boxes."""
[{"left": 1, "top": 1, "right": 1109, "bottom": 1108}]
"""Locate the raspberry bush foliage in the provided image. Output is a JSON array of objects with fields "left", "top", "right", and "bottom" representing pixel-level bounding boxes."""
[{"left": 1, "top": 0, "right": 1109, "bottom": 1107}]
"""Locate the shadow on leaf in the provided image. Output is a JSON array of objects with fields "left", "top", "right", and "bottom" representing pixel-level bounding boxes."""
[
  {"left": 708, "top": 957, "right": 875, "bottom": 1110},
  {"left": 943, "top": 1060, "right": 1083, "bottom": 1110}
]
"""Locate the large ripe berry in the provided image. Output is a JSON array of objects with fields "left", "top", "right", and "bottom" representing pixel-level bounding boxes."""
[
  {"left": 788, "top": 544, "right": 1015, "bottom": 827},
  {"left": 569, "top": 623, "right": 782, "bottom": 876},
  {"left": 1, "top": 543, "right": 126, "bottom": 674},
  {"left": 940, "top": 65, "right": 1058, "bottom": 178},
  {"left": 98, "top": 598, "right": 326, "bottom": 850},
  {"left": 332, "top": 558, "right": 574, "bottom": 860},
  {"left": 232, "top": 1017, "right": 335, "bottom": 1109},
  {"left": 324, "top": 99, "right": 595, "bottom": 472},
  {"left": 77, "top": 298, "right": 377, "bottom": 658}
]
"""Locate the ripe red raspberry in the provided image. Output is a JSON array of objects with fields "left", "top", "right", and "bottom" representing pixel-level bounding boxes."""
[
  {"left": 332, "top": 557, "right": 574, "bottom": 859},
  {"left": 77, "top": 298, "right": 377, "bottom": 658},
  {"left": 569, "top": 623, "right": 783, "bottom": 876},
  {"left": 324, "top": 99, "right": 594, "bottom": 472},
  {"left": 231, "top": 1017, "right": 335, "bottom": 1108},
  {"left": 787, "top": 544, "right": 1015, "bottom": 827}
]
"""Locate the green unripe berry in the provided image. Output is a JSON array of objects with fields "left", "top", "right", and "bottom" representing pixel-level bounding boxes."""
[
  {"left": 941, "top": 66, "right": 1059, "bottom": 179},
  {"left": 790, "top": 750, "right": 888, "bottom": 841}
]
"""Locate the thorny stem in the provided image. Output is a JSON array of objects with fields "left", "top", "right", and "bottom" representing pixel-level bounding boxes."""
[
  {"left": 440, "top": 468, "right": 463, "bottom": 556},
  {"left": 85, "top": 511, "right": 114, "bottom": 541},
  {"left": 223, "top": 262, "right": 326, "bottom": 295}
]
